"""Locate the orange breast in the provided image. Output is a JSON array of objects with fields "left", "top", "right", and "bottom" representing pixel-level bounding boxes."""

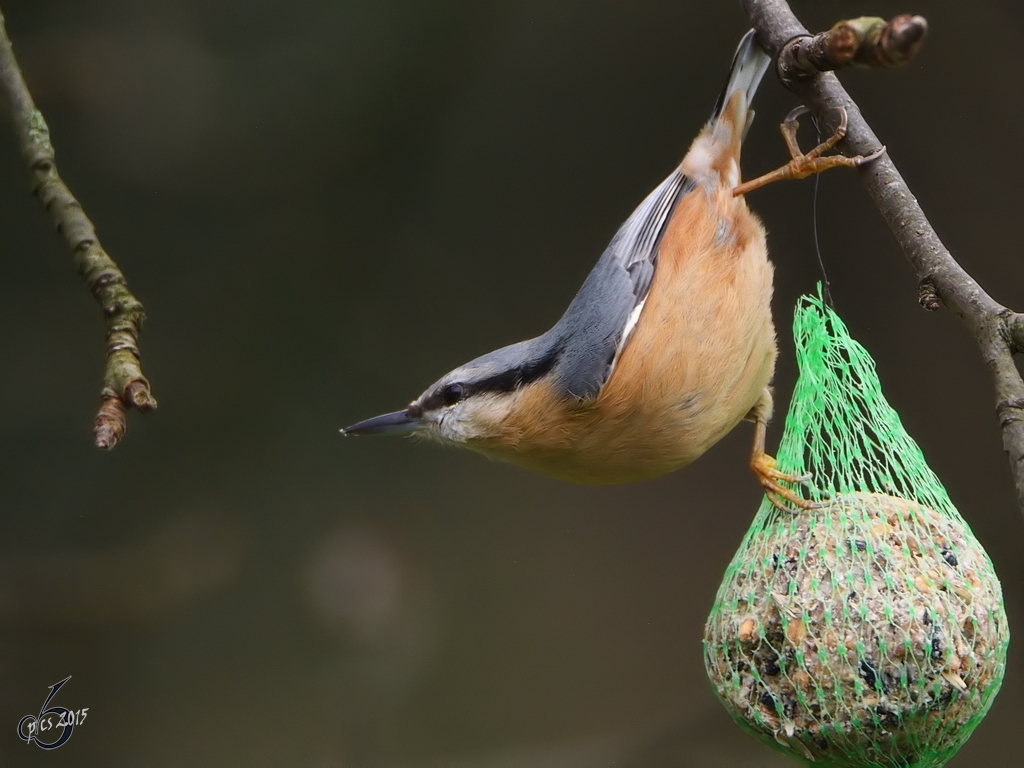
[{"left": 469, "top": 187, "right": 776, "bottom": 485}]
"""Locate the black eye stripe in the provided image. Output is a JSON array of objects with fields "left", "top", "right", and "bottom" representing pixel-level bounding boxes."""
[
  {"left": 421, "top": 347, "right": 561, "bottom": 411},
  {"left": 471, "top": 346, "right": 560, "bottom": 395}
]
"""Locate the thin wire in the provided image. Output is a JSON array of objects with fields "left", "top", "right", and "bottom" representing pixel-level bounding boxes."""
[{"left": 810, "top": 115, "right": 834, "bottom": 309}]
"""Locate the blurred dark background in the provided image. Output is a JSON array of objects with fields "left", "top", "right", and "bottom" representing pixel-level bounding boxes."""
[{"left": 0, "top": 0, "right": 1020, "bottom": 765}]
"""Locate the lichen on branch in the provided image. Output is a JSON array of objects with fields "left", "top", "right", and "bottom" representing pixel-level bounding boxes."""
[
  {"left": 778, "top": 14, "right": 928, "bottom": 81},
  {"left": 0, "top": 8, "right": 156, "bottom": 448}
]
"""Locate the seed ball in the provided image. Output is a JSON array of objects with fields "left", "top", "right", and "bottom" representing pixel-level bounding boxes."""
[{"left": 704, "top": 492, "right": 1008, "bottom": 768}]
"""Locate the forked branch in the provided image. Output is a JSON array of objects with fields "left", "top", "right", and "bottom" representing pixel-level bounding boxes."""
[{"left": 742, "top": 0, "right": 1024, "bottom": 519}]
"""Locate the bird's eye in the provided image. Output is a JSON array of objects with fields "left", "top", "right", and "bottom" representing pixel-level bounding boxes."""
[{"left": 440, "top": 383, "right": 465, "bottom": 406}]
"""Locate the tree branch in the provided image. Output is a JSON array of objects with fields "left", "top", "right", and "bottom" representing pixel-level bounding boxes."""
[
  {"left": 742, "top": 0, "right": 1024, "bottom": 520},
  {"left": 0, "top": 8, "right": 156, "bottom": 449},
  {"left": 779, "top": 14, "right": 928, "bottom": 78}
]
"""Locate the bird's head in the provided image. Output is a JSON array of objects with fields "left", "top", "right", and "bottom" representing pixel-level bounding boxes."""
[{"left": 342, "top": 338, "right": 560, "bottom": 446}]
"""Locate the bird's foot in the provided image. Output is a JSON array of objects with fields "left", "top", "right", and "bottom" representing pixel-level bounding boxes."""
[
  {"left": 733, "top": 106, "right": 886, "bottom": 197},
  {"left": 751, "top": 450, "right": 822, "bottom": 512}
]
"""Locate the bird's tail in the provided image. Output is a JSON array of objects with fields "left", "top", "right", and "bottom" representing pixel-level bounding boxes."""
[
  {"left": 682, "top": 30, "right": 770, "bottom": 186},
  {"left": 711, "top": 29, "right": 771, "bottom": 128},
  {"left": 700, "top": 30, "right": 771, "bottom": 168}
]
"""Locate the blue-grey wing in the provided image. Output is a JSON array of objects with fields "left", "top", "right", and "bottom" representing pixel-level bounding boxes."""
[{"left": 545, "top": 168, "right": 694, "bottom": 399}]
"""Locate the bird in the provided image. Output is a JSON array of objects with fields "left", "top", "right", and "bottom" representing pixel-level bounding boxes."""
[{"left": 343, "top": 30, "right": 881, "bottom": 509}]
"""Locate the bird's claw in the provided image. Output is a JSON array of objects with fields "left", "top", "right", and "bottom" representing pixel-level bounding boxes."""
[
  {"left": 733, "top": 106, "right": 886, "bottom": 197},
  {"left": 855, "top": 144, "right": 887, "bottom": 165},
  {"left": 751, "top": 451, "right": 823, "bottom": 513}
]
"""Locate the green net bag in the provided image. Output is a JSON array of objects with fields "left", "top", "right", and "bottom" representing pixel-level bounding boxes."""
[{"left": 704, "top": 293, "right": 1008, "bottom": 767}]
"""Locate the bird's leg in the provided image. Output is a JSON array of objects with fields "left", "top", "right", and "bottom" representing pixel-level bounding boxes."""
[
  {"left": 732, "top": 106, "right": 885, "bottom": 197},
  {"left": 747, "top": 390, "right": 820, "bottom": 512}
]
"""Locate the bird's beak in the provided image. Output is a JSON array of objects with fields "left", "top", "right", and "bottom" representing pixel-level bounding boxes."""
[{"left": 341, "top": 408, "right": 424, "bottom": 436}]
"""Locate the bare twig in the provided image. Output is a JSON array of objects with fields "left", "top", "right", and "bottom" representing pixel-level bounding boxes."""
[
  {"left": 0, "top": 9, "right": 156, "bottom": 448},
  {"left": 779, "top": 14, "right": 928, "bottom": 80},
  {"left": 742, "top": 0, "right": 1024, "bottom": 519}
]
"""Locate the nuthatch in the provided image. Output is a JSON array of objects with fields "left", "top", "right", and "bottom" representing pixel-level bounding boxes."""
[{"left": 344, "top": 31, "right": 880, "bottom": 507}]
